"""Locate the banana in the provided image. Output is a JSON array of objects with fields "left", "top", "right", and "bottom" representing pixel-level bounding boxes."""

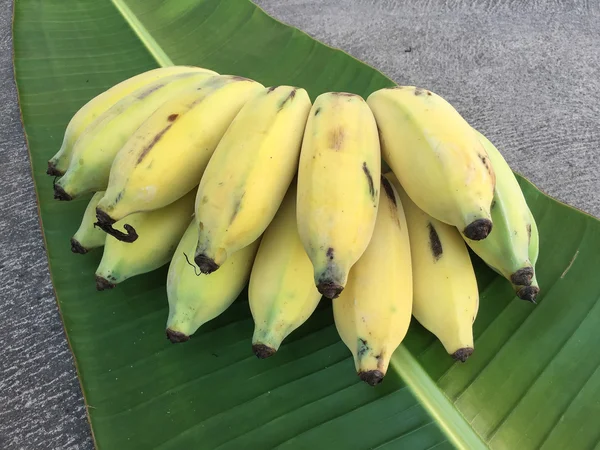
[
  {"left": 333, "top": 176, "right": 412, "bottom": 386},
  {"left": 54, "top": 70, "right": 217, "bottom": 201},
  {"left": 95, "top": 76, "right": 265, "bottom": 243},
  {"left": 47, "top": 66, "right": 217, "bottom": 176},
  {"left": 70, "top": 191, "right": 106, "bottom": 254},
  {"left": 94, "top": 190, "right": 195, "bottom": 290},
  {"left": 367, "top": 86, "right": 496, "bottom": 241},
  {"left": 193, "top": 86, "right": 311, "bottom": 273},
  {"left": 524, "top": 211, "right": 540, "bottom": 301},
  {"left": 166, "top": 220, "right": 260, "bottom": 343},
  {"left": 464, "top": 130, "right": 540, "bottom": 302},
  {"left": 297, "top": 92, "right": 381, "bottom": 299},
  {"left": 386, "top": 173, "right": 478, "bottom": 361},
  {"left": 249, "top": 183, "right": 322, "bottom": 358}
]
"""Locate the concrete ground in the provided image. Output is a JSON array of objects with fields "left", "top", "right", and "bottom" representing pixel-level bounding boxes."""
[{"left": 1, "top": 0, "right": 598, "bottom": 448}]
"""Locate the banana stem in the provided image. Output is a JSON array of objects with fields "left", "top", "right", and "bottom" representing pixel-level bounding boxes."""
[{"left": 94, "top": 208, "right": 138, "bottom": 243}]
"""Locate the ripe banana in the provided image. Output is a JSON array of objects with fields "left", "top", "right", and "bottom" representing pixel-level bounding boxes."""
[
  {"left": 95, "top": 75, "right": 264, "bottom": 242},
  {"left": 54, "top": 70, "right": 216, "bottom": 201},
  {"left": 94, "top": 190, "right": 195, "bottom": 290},
  {"left": 166, "top": 220, "right": 260, "bottom": 343},
  {"left": 464, "top": 130, "right": 540, "bottom": 302},
  {"left": 193, "top": 86, "right": 311, "bottom": 273},
  {"left": 367, "top": 86, "right": 495, "bottom": 241},
  {"left": 333, "top": 176, "right": 412, "bottom": 386},
  {"left": 249, "top": 184, "right": 322, "bottom": 358},
  {"left": 297, "top": 92, "right": 381, "bottom": 299},
  {"left": 47, "top": 66, "right": 216, "bottom": 176},
  {"left": 386, "top": 173, "right": 478, "bottom": 361},
  {"left": 71, "top": 192, "right": 106, "bottom": 254}
]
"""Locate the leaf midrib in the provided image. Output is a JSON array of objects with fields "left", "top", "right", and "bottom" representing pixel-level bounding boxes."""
[{"left": 104, "top": 1, "right": 488, "bottom": 448}]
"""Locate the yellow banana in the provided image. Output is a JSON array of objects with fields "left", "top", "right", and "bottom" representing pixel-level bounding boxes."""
[
  {"left": 95, "top": 75, "right": 264, "bottom": 242},
  {"left": 71, "top": 192, "right": 106, "bottom": 254},
  {"left": 465, "top": 130, "right": 540, "bottom": 302},
  {"left": 94, "top": 190, "right": 195, "bottom": 290},
  {"left": 166, "top": 220, "right": 260, "bottom": 343},
  {"left": 387, "top": 173, "right": 478, "bottom": 361},
  {"left": 47, "top": 66, "right": 216, "bottom": 176},
  {"left": 367, "top": 86, "right": 495, "bottom": 241},
  {"left": 193, "top": 86, "right": 311, "bottom": 273},
  {"left": 333, "top": 176, "right": 412, "bottom": 386},
  {"left": 54, "top": 71, "right": 216, "bottom": 201},
  {"left": 249, "top": 184, "right": 322, "bottom": 358},
  {"left": 297, "top": 92, "right": 381, "bottom": 299}
]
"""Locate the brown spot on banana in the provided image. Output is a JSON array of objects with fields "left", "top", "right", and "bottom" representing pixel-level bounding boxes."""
[
  {"left": 326, "top": 247, "right": 334, "bottom": 260},
  {"left": 136, "top": 83, "right": 165, "bottom": 100},
  {"left": 314, "top": 107, "right": 321, "bottom": 116},
  {"left": 478, "top": 153, "right": 494, "bottom": 179},
  {"left": 362, "top": 162, "right": 375, "bottom": 201},
  {"left": 267, "top": 86, "right": 278, "bottom": 93},
  {"left": 527, "top": 224, "right": 532, "bottom": 243},
  {"left": 329, "top": 127, "right": 345, "bottom": 151},
  {"left": 380, "top": 176, "right": 397, "bottom": 206},
  {"left": 278, "top": 88, "right": 297, "bottom": 111},
  {"left": 229, "top": 76, "right": 254, "bottom": 82},
  {"left": 428, "top": 222, "right": 443, "bottom": 261},
  {"left": 136, "top": 123, "right": 174, "bottom": 165},
  {"left": 230, "top": 192, "right": 245, "bottom": 225},
  {"left": 331, "top": 92, "right": 358, "bottom": 97},
  {"left": 167, "top": 113, "right": 179, "bottom": 122}
]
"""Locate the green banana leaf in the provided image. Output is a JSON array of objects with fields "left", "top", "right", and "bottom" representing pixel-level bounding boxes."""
[{"left": 13, "top": 0, "right": 600, "bottom": 448}]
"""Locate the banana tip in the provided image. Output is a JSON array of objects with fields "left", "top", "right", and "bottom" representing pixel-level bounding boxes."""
[
  {"left": 463, "top": 219, "right": 493, "bottom": 241},
  {"left": 46, "top": 163, "right": 63, "bottom": 177},
  {"left": 316, "top": 281, "right": 344, "bottom": 299},
  {"left": 166, "top": 329, "right": 190, "bottom": 344},
  {"left": 358, "top": 370, "right": 384, "bottom": 386},
  {"left": 511, "top": 267, "right": 534, "bottom": 287},
  {"left": 517, "top": 285, "right": 539, "bottom": 304},
  {"left": 70, "top": 238, "right": 88, "bottom": 254},
  {"left": 95, "top": 275, "right": 115, "bottom": 291},
  {"left": 53, "top": 183, "right": 72, "bottom": 201},
  {"left": 452, "top": 347, "right": 474, "bottom": 362},
  {"left": 252, "top": 343, "right": 276, "bottom": 359},
  {"left": 194, "top": 254, "right": 219, "bottom": 274}
]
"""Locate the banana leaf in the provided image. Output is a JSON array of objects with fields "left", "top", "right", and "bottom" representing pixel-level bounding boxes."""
[{"left": 13, "top": 0, "right": 600, "bottom": 448}]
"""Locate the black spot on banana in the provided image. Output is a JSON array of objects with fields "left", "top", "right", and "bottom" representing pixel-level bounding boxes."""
[
  {"left": 362, "top": 162, "right": 375, "bottom": 200},
  {"left": 278, "top": 88, "right": 297, "bottom": 111},
  {"left": 428, "top": 222, "right": 443, "bottom": 260},
  {"left": 136, "top": 123, "right": 175, "bottom": 164},
  {"left": 380, "top": 176, "right": 396, "bottom": 206}
]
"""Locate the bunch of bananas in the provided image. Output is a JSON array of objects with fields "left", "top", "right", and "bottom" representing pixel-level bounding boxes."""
[{"left": 51, "top": 66, "right": 540, "bottom": 386}]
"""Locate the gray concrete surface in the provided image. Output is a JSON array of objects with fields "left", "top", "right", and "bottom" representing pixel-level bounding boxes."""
[{"left": 1, "top": 0, "right": 598, "bottom": 449}]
